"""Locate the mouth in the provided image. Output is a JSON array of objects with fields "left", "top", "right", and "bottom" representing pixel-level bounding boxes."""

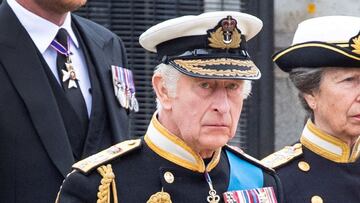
[
  {"left": 203, "top": 121, "right": 229, "bottom": 126},
  {"left": 203, "top": 124, "right": 230, "bottom": 128}
]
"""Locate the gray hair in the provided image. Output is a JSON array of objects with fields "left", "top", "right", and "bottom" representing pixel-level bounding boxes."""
[
  {"left": 288, "top": 67, "right": 325, "bottom": 121},
  {"left": 153, "top": 63, "right": 181, "bottom": 110},
  {"left": 154, "top": 63, "right": 252, "bottom": 110}
]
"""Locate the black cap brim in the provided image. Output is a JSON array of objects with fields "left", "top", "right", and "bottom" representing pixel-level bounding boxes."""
[{"left": 273, "top": 42, "right": 360, "bottom": 72}]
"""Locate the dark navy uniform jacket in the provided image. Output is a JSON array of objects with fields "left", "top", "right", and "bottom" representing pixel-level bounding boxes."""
[
  {"left": 262, "top": 120, "right": 360, "bottom": 203},
  {"left": 57, "top": 114, "right": 283, "bottom": 203}
]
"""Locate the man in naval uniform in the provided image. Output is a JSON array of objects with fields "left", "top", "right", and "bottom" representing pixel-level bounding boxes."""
[
  {"left": 262, "top": 16, "right": 360, "bottom": 203},
  {"left": 57, "top": 11, "right": 283, "bottom": 203}
]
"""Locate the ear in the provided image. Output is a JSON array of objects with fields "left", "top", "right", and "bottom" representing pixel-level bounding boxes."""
[
  {"left": 152, "top": 74, "right": 173, "bottom": 110},
  {"left": 303, "top": 92, "right": 317, "bottom": 110}
]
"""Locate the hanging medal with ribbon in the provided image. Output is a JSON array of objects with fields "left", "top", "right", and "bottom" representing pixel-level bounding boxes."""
[
  {"left": 111, "top": 65, "right": 139, "bottom": 112},
  {"left": 51, "top": 36, "right": 78, "bottom": 89},
  {"left": 205, "top": 171, "right": 220, "bottom": 203},
  {"left": 117, "top": 66, "right": 127, "bottom": 108},
  {"left": 123, "top": 68, "right": 131, "bottom": 109},
  {"left": 124, "top": 68, "right": 139, "bottom": 112}
]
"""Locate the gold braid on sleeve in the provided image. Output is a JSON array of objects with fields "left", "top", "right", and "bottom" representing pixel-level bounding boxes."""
[
  {"left": 97, "top": 164, "right": 118, "bottom": 203},
  {"left": 55, "top": 170, "right": 77, "bottom": 203}
]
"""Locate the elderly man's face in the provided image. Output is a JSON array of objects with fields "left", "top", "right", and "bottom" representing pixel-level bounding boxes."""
[
  {"left": 166, "top": 74, "right": 245, "bottom": 157},
  {"left": 306, "top": 68, "right": 360, "bottom": 145}
]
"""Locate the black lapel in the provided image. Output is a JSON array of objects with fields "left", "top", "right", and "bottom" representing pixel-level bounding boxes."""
[
  {"left": 71, "top": 23, "right": 107, "bottom": 157},
  {"left": 72, "top": 15, "right": 130, "bottom": 142},
  {"left": 0, "top": 2, "right": 74, "bottom": 177}
]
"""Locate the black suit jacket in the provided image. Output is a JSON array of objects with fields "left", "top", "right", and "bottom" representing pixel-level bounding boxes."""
[{"left": 0, "top": 1, "right": 130, "bottom": 202}]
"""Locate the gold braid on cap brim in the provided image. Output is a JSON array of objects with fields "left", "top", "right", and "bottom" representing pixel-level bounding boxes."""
[{"left": 173, "top": 58, "right": 258, "bottom": 78}]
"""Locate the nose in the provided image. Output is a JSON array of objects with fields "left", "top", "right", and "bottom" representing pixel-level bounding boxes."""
[
  {"left": 357, "top": 94, "right": 360, "bottom": 102},
  {"left": 212, "top": 88, "right": 230, "bottom": 114}
]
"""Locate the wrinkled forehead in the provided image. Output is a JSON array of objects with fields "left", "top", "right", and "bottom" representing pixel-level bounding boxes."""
[
  {"left": 322, "top": 67, "right": 360, "bottom": 76},
  {"left": 312, "top": 67, "right": 360, "bottom": 86}
]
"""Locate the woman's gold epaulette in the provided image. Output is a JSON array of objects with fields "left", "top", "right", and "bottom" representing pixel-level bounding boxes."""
[
  {"left": 225, "top": 145, "right": 275, "bottom": 172},
  {"left": 72, "top": 139, "right": 142, "bottom": 174},
  {"left": 261, "top": 143, "right": 303, "bottom": 169}
]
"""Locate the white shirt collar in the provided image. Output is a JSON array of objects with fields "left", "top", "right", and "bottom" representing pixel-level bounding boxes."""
[{"left": 7, "top": 0, "right": 79, "bottom": 54}]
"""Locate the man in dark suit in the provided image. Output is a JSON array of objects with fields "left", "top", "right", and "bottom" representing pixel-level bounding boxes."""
[
  {"left": 262, "top": 16, "right": 360, "bottom": 203},
  {"left": 0, "top": 0, "right": 132, "bottom": 202}
]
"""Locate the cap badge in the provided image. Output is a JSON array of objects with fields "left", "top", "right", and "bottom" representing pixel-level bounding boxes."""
[
  {"left": 208, "top": 15, "right": 241, "bottom": 49},
  {"left": 350, "top": 31, "right": 360, "bottom": 55}
]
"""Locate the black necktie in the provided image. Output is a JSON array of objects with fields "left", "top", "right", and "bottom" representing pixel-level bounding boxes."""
[{"left": 55, "top": 28, "right": 89, "bottom": 155}]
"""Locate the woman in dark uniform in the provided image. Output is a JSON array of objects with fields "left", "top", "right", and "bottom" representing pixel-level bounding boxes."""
[{"left": 262, "top": 16, "right": 360, "bottom": 203}]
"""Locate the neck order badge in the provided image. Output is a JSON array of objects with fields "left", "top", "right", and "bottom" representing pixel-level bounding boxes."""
[{"left": 51, "top": 29, "right": 78, "bottom": 89}]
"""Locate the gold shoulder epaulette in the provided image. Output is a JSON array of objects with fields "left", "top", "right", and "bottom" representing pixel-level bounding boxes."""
[
  {"left": 72, "top": 139, "right": 142, "bottom": 174},
  {"left": 226, "top": 145, "right": 274, "bottom": 172},
  {"left": 261, "top": 143, "right": 303, "bottom": 169}
]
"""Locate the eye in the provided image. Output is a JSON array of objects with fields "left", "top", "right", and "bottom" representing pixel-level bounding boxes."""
[
  {"left": 343, "top": 77, "right": 355, "bottom": 82},
  {"left": 200, "top": 82, "right": 211, "bottom": 89},
  {"left": 226, "top": 83, "right": 239, "bottom": 90}
]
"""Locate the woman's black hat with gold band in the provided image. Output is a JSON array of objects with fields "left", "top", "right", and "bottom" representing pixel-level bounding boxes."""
[{"left": 273, "top": 16, "right": 360, "bottom": 72}]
